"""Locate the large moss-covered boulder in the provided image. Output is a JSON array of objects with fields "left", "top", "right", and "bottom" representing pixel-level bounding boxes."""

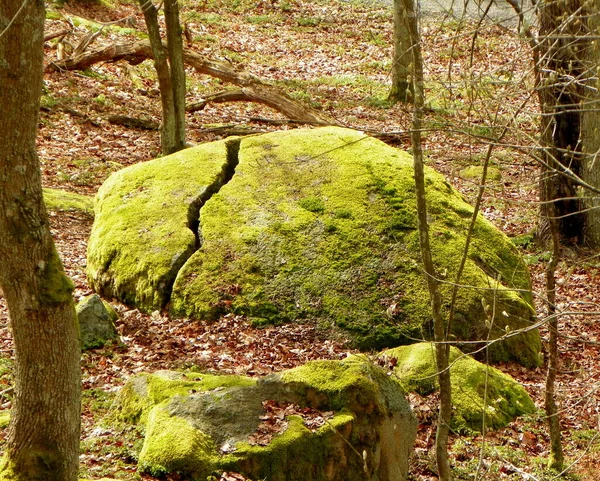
[
  {"left": 114, "top": 358, "right": 417, "bottom": 481},
  {"left": 381, "top": 343, "right": 536, "bottom": 432},
  {"left": 88, "top": 126, "right": 540, "bottom": 366}
]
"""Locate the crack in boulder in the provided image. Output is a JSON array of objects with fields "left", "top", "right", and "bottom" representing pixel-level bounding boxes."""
[
  {"left": 87, "top": 137, "right": 241, "bottom": 313},
  {"left": 187, "top": 138, "right": 240, "bottom": 250}
]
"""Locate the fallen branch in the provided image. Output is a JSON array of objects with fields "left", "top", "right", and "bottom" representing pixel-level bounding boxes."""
[
  {"left": 44, "top": 28, "right": 71, "bottom": 42},
  {"left": 47, "top": 39, "right": 335, "bottom": 125}
]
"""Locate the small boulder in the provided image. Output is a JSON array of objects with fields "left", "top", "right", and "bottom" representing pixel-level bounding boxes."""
[
  {"left": 381, "top": 343, "right": 536, "bottom": 432},
  {"left": 115, "top": 357, "right": 417, "bottom": 481},
  {"left": 76, "top": 294, "right": 119, "bottom": 350}
]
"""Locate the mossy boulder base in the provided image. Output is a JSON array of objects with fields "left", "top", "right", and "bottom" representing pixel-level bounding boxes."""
[
  {"left": 115, "top": 358, "right": 417, "bottom": 481},
  {"left": 87, "top": 127, "right": 540, "bottom": 365},
  {"left": 382, "top": 343, "right": 536, "bottom": 432}
]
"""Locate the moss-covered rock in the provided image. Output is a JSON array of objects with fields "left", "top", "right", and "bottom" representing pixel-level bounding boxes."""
[
  {"left": 114, "top": 358, "right": 417, "bottom": 481},
  {"left": 87, "top": 138, "right": 239, "bottom": 311},
  {"left": 381, "top": 343, "right": 536, "bottom": 432},
  {"left": 76, "top": 294, "right": 119, "bottom": 350},
  {"left": 88, "top": 127, "right": 540, "bottom": 366}
]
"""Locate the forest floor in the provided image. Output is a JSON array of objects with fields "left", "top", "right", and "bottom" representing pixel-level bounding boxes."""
[{"left": 1, "top": 0, "right": 600, "bottom": 479}]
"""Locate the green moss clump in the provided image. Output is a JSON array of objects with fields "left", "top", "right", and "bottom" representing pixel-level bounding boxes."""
[
  {"left": 138, "top": 407, "right": 219, "bottom": 478},
  {"left": 459, "top": 165, "right": 502, "bottom": 182},
  {"left": 40, "top": 246, "right": 75, "bottom": 306},
  {"left": 42, "top": 188, "right": 94, "bottom": 214},
  {"left": 383, "top": 343, "right": 536, "bottom": 432}
]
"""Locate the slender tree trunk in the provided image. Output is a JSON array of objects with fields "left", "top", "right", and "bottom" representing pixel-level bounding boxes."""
[
  {"left": 164, "top": 0, "right": 186, "bottom": 151},
  {"left": 402, "top": 0, "right": 451, "bottom": 478},
  {"left": 0, "top": 1, "right": 81, "bottom": 480},
  {"left": 138, "top": 0, "right": 185, "bottom": 155},
  {"left": 544, "top": 210, "right": 564, "bottom": 471},
  {"left": 388, "top": 0, "right": 414, "bottom": 103},
  {"left": 537, "top": 0, "right": 586, "bottom": 244}
]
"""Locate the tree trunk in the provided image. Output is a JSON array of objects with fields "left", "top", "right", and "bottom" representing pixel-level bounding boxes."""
[
  {"left": 137, "top": 0, "right": 182, "bottom": 155},
  {"left": 164, "top": 0, "right": 187, "bottom": 152},
  {"left": 388, "top": 0, "right": 414, "bottom": 103},
  {"left": 402, "top": 0, "right": 451, "bottom": 478},
  {"left": 580, "top": 4, "right": 600, "bottom": 246},
  {"left": 544, "top": 210, "right": 564, "bottom": 471},
  {"left": 537, "top": 0, "right": 586, "bottom": 244},
  {"left": 0, "top": 1, "right": 81, "bottom": 480}
]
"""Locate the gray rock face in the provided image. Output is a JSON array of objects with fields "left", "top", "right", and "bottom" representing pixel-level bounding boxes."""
[
  {"left": 76, "top": 294, "right": 118, "bottom": 350},
  {"left": 115, "top": 357, "right": 417, "bottom": 481}
]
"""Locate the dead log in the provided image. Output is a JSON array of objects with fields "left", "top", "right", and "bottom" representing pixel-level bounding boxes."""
[{"left": 47, "top": 39, "right": 335, "bottom": 126}]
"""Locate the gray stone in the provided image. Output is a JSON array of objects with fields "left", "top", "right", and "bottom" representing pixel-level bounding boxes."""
[
  {"left": 114, "top": 357, "right": 417, "bottom": 481},
  {"left": 76, "top": 294, "right": 118, "bottom": 350}
]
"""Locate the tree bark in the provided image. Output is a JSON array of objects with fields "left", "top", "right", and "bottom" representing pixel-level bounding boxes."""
[
  {"left": 580, "top": 4, "right": 600, "bottom": 246},
  {"left": 544, "top": 209, "right": 564, "bottom": 471},
  {"left": 137, "top": 0, "right": 182, "bottom": 154},
  {"left": 401, "top": 0, "right": 451, "bottom": 478},
  {"left": 0, "top": 1, "right": 81, "bottom": 480},
  {"left": 388, "top": 0, "right": 414, "bottom": 103},
  {"left": 164, "top": 0, "right": 186, "bottom": 152},
  {"left": 537, "top": 0, "right": 587, "bottom": 244}
]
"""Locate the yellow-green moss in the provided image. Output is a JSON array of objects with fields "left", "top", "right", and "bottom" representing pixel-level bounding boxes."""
[
  {"left": 279, "top": 356, "right": 409, "bottom": 413},
  {"left": 40, "top": 246, "right": 75, "bottom": 305},
  {"left": 116, "top": 359, "right": 416, "bottom": 481},
  {"left": 170, "top": 127, "right": 539, "bottom": 365},
  {"left": 383, "top": 343, "right": 536, "bottom": 432},
  {"left": 0, "top": 412, "right": 9, "bottom": 429},
  {"left": 228, "top": 414, "right": 358, "bottom": 481},
  {"left": 138, "top": 407, "right": 219, "bottom": 478},
  {"left": 42, "top": 188, "right": 94, "bottom": 214},
  {"left": 89, "top": 126, "right": 540, "bottom": 365},
  {"left": 459, "top": 165, "right": 502, "bottom": 182},
  {"left": 87, "top": 139, "right": 238, "bottom": 312}
]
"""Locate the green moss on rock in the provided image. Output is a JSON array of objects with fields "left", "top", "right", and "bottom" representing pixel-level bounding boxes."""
[
  {"left": 170, "top": 127, "right": 539, "bottom": 365},
  {"left": 89, "top": 127, "right": 540, "bottom": 366},
  {"left": 115, "top": 359, "right": 417, "bottom": 480},
  {"left": 87, "top": 139, "right": 239, "bottom": 311},
  {"left": 138, "top": 407, "right": 219, "bottom": 477},
  {"left": 382, "top": 343, "right": 536, "bottom": 432}
]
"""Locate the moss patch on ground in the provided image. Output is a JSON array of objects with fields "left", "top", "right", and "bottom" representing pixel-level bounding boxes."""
[
  {"left": 43, "top": 188, "right": 94, "bottom": 214},
  {"left": 382, "top": 343, "right": 536, "bottom": 432},
  {"left": 89, "top": 126, "right": 540, "bottom": 365}
]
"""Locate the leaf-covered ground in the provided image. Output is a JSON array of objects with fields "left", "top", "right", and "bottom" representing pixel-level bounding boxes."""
[{"left": 1, "top": 0, "right": 600, "bottom": 479}]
